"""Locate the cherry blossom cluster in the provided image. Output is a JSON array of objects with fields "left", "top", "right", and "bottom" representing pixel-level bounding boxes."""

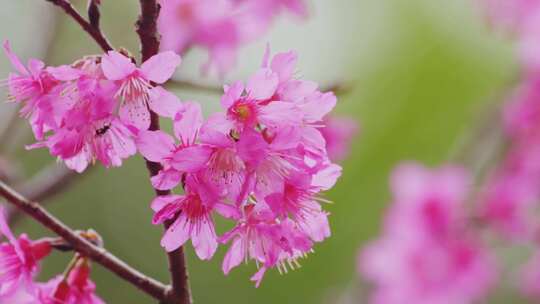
[
  {"left": 158, "top": 0, "right": 307, "bottom": 75},
  {"left": 2, "top": 41, "right": 183, "bottom": 172},
  {"left": 2, "top": 42, "right": 347, "bottom": 287},
  {"left": 138, "top": 47, "right": 342, "bottom": 286},
  {"left": 0, "top": 0, "right": 359, "bottom": 298},
  {"left": 359, "top": 164, "right": 497, "bottom": 304},
  {"left": 0, "top": 209, "right": 104, "bottom": 303}
]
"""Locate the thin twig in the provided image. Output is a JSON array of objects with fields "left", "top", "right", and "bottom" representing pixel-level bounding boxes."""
[
  {"left": 7, "top": 164, "right": 85, "bottom": 225},
  {"left": 136, "top": 1, "right": 192, "bottom": 304},
  {"left": 44, "top": 0, "right": 113, "bottom": 52},
  {"left": 0, "top": 180, "right": 169, "bottom": 301},
  {"left": 165, "top": 79, "right": 351, "bottom": 96}
]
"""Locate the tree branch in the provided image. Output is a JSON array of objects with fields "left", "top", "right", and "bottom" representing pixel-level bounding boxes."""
[
  {"left": 136, "top": 2, "right": 192, "bottom": 304},
  {"left": 0, "top": 180, "right": 168, "bottom": 301},
  {"left": 44, "top": 0, "right": 113, "bottom": 52}
]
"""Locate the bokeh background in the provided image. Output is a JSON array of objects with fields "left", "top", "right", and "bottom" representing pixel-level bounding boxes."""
[{"left": 0, "top": 0, "right": 517, "bottom": 303}]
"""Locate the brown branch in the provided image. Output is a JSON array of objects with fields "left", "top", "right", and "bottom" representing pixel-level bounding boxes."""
[
  {"left": 165, "top": 79, "right": 352, "bottom": 96},
  {"left": 6, "top": 164, "right": 86, "bottom": 225},
  {"left": 44, "top": 0, "right": 113, "bottom": 52},
  {"left": 0, "top": 180, "right": 168, "bottom": 301},
  {"left": 136, "top": 2, "right": 192, "bottom": 304}
]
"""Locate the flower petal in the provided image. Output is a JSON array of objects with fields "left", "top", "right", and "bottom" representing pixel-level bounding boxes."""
[
  {"left": 140, "top": 51, "right": 181, "bottom": 84},
  {"left": 101, "top": 51, "right": 136, "bottom": 80},
  {"left": 247, "top": 68, "right": 278, "bottom": 100},
  {"left": 174, "top": 102, "right": 203, "bottom": 145},
  {"left": 136, "top": 130, "right": 176, "bottom": 162},
  {"left": 148, "top": 86, "right": 184, "bottom": 118},
  {"left": 161, "top": 214, "right": 190, "bottom": 252}
]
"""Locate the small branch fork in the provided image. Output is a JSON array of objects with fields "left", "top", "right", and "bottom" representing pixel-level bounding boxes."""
[
  {"left": 45, "top": 0, "right": 113, "bottom": 52},
  {"left": 0, "top": 181, "right": 169, "bottom": 302},
  {"left": 136, "top": 1, "right": 192, "bottom": 304}
]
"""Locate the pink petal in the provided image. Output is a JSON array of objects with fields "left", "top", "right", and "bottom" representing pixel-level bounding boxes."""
[
  {"left": 259, "top": 101, "right": 302, "bottom": 128},
  {"left": 171, "top": 146, "right": 212, "bottom": 172},
  {"left": 140, "top": 51, "right": 181, "bottom": 84},
  {"left": 214, "top": 203, "right": 241, "bottom": 220},
  {"left": 119, "top": 99, "right": 151, "bottom": 130},
  {"left": 47, "top": 65, "right": 82, "bottom": 81},
  {"left": 148, "top": 86, "right": 184, "bottom": 118},
  {"left": 222, "top": 238, "right": 245, "bottom": 274},
  {"left": 300, "top": 92, "right": 337, "bottom": 123},
  {"left": 191, "top": 219, "right": 218, "bottom": 260},
  {"left": 221, "top": 81, "right": 244, "bottom": 109},
  {"left": 151, "top": 169, "right": 182, "bottom": 191},
  {"left": 101, "top": 51, "right": 136, "bottom": 80},
  {"left": 0, "top": 208, "right": 24, "bottom": 261},
  {"left": 270, "top": 51, "right": 297, "bottom": 82},
  {"left": 136, "top": 130, "right": 176, "bottom": 162},
  {"left": 161, "top": 214, "right": 190, "bottom": 252},
  {"left": 27, "top": 59, "right": 45, "bottom": 77},
  {"left": 151, "top": 194, "right": 184, "bottom": 212},
  {"left": 278, "top": 80, "right": 318, "bottom": 103},
  {"left": 312, "top": 164, "right": 342, "bottom": 190},
  {"left": 3, "top": 41, "right": 28, "bottom": 75},
  {"left": 174, "top": 102, "right": 203, "bottom": 145},
  {"left": 250, "top": 267, "right": 267, "bottom": 288},
  {"left": 247, "top": 68, "right": 279, "bottom": 100},
  {"left": 152, "top": 200, "right": 182, "bottom": 225}
]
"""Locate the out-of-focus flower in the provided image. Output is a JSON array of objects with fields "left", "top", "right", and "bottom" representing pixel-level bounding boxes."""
[
  {"left": 478, "top": 76, "right": 540, "bottom": 240},
  {"left": 359, "top": 164, "right": 497, "bottom": 304},
  {"left": 480, "top": 0, "right": 540, "bottom": 31},
  {"left": 520, "top": 251, "right": 540, "bottom": 300},
  {"left": 157, "top": 0, "right": 307, "bottom": 75},
  {"left": 320, "top": 116, "right": 358, "bottom": 162}
]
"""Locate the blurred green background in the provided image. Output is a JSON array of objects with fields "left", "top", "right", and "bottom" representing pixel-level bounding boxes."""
[{"left": 0, "top": 0, "right": 517, "bottom": 303}]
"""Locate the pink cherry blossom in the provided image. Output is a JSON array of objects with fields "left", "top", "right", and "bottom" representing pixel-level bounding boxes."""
[
  {"left": 101, "top": 50, "right": 181, "bottom": 130},
  {"left": 151, "top": 174, "right": 238, "bottom": 259},
  {"left": 359, "top": 164, "right": 497, "bottom": 304},
  {"left": 2, "top": 41, "right": 66, "bottom": 139},
  {"left": 219, "top": 204, "right": 312, "bottom": 287},
  {"left": 31, "top": 84, "right": 137, "bottom": 173},
  {"left": 0, "top": 208, "right": 51, "bottom": 300},
  {"left": 137, "top": 102, "right": 213, "bottom": 190}
]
